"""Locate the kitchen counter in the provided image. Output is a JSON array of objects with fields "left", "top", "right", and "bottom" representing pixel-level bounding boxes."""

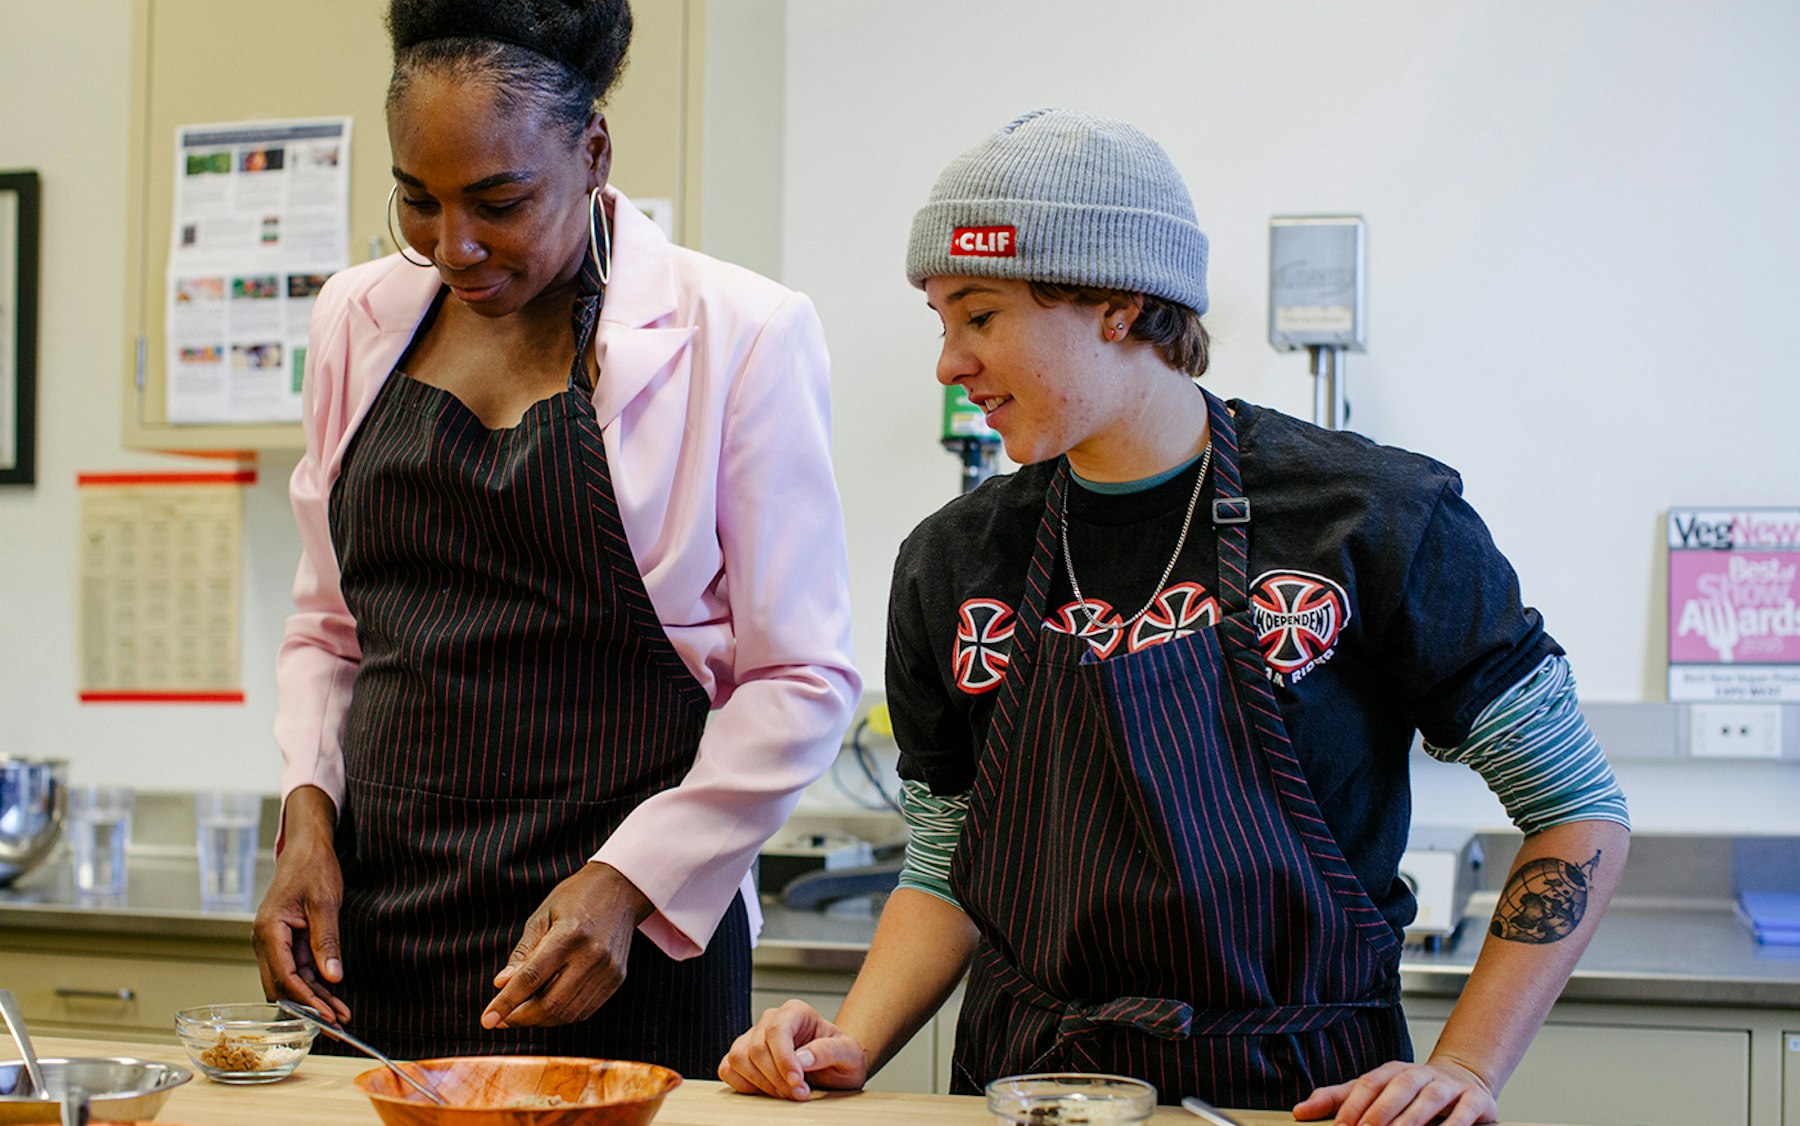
[
  {"left": 1401, "top": 894, "right": 1800, "bottom": 1008},
  {"left": 31, "top": 1035, "right": 1578, "bottom": 1124},
  {"left": 6, "top": 837, "right": 1800, "bottom": 1009},
  {"left": 0, "top": 852, "right": 267, "bottom": 942},
  {"left": 758, "top": 894, "right": 1800, "bottom": 1006}
]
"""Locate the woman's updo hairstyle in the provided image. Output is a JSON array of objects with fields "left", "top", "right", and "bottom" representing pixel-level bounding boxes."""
[{"left": 387, "top": 0, "right": 633, "bottom": 142}]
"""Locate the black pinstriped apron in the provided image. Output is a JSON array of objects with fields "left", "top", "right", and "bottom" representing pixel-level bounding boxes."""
[
  {"left": 323, "top": 259, "right": 749, "bottom": 1074},
  {"left": 948, "top": 389, "right": 1408, "bottom": 1107}
]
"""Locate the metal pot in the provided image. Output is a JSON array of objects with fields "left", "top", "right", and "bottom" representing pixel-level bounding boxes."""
[
  {"left": 0, "top": 1058, "right": 191, "bottom": 1123},
  {"left": 0, "top": 758, "right": 67, "bottom": 886}
]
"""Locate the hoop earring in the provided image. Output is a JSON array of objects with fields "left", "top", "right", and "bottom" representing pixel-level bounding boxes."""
[
  {"left": 386, "top": 185, "right": 434, "bottom": 268},
  {"left": 588, "top": 186, "right": 612, "bottom": 285}
]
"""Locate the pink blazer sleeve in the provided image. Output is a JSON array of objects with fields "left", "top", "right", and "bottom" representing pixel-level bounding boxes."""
[
  {"left": 273, "top": 276, "right": 363, "bottom": 817},
  {"left": 593, "top": 291, "right": 861, "bottom": 958}
]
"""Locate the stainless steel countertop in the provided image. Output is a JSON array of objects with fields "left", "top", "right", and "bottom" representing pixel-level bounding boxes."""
[
  {"left": 0, "top": 849, "right": 269, "bottom": 940},
  {"left": 7, "top": 850, "right": 1800, "bottom": 1010},
  {"left": 1400, "top": 893, "right": 1800, "bottom": 1008}
]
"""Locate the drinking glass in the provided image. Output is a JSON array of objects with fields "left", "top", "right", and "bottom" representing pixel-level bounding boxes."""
[
  {"left": 195, "top": 791, "right": 262, "bottom": 908},
  {"left": 69, "top": 785, "right": 134, "bottom": 898}
]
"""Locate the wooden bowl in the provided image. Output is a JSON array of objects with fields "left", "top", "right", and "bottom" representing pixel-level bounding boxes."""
[{"left": 354, "top": 1057, "right": 680, "bottom": 1126}]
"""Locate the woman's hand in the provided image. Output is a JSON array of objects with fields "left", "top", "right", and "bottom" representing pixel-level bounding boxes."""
[
  {"left": 481, "top": 861, "right": 652, "bottom": 1029},
  {"left": 252, "top": 787, "right": 350, "bottom": 1022},
  {"left": 718, "top": 999, "right": 869, "bottom": 1100},
  {"left": 1295, "top": 1057, "right": 1497, "bottom": 1126}
]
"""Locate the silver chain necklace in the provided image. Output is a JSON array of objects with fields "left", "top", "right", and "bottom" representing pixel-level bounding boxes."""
[{"left": 1060, "top": 442, "right": 1213, "bottom": 628}]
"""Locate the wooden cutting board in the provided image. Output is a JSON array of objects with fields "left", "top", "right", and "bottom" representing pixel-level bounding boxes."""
[{"left": 35, "top": 1036, "right": 1576, "bottom": 1126}]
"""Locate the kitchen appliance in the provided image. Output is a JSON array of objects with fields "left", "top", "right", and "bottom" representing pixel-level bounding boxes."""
[
  {"left": 755, "top": 832, "right": 874, "bottom": 898},
  {"left": 1268, "top": 215, "right": 1366, "bottom": 431},
  {"left": 1397, "top": 826, "right": 1482, "bottom": 950},
  {"left": 0, "top": 758, "right": 67, "bottom": 886}
]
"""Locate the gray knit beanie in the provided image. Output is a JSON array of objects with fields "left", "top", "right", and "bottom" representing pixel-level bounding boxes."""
[{"left": 906, "top": 108, "right": 1209, "bottom": 315}]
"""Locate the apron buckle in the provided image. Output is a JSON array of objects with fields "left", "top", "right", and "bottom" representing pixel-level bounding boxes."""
[{"left": 1212, "top": 497, "right": 1251, "bottom": 524}]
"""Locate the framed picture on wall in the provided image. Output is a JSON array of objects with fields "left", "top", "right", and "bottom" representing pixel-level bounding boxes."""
[{"left": 0, "top": 170, "right": 40, "bottom": 486}]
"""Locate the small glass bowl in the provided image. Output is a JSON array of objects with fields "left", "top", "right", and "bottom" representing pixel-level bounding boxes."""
[
  {"left": 985, "top": 1072, "right": 1158, "bottom": 1123},
  {"left": 173, "top": 1003, "right": 318, "bottom": 1084}
]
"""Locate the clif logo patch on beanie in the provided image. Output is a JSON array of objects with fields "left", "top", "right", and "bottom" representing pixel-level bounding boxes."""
[{"left": 950, "top": 226, "right": 1016, "bottom": 257}]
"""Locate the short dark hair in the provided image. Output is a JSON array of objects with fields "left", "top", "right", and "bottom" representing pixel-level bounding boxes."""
[
  {"left": 1025, "top": 282, "right": 1211, "bottom": 379},
  {"left": 386, "top": 0, "right": 633, "bottom": 142}
]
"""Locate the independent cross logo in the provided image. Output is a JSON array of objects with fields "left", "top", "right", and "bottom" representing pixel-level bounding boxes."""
[
  {"left": 1046, "top": 598, "right": 1127, "bottom": 660},
  {"left": 1249, "top": 569, "right": 1350, "bottom": 683},
  {"left": 948, "top": 574, "right": 1341, "bottom": 696},
  {"left": 1128, "top": 582, "right": 1219, "bottom": 652},
  {"left": 952, "top": 598, "right": 1016, "bottom": 694}
]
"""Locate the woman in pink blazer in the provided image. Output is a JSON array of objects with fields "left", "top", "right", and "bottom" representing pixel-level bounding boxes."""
[{"left": 252, "top": 0, "right": 858, "bottom": 1074}]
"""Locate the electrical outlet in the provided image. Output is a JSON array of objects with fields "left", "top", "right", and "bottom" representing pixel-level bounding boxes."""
[{"left": 1687, "top": 704, "right": 1784, "bottom": 759}]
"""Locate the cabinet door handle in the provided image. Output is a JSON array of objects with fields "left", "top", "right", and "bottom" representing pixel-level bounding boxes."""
[{"left": 53, "top": 987, "right": 136, "bottom": 1002}]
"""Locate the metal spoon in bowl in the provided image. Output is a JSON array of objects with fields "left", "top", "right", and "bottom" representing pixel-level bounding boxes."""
[
  {"left": 0, "top": 988, "right": 47, "bottom": 1097},
  {"left": 274, "top": 1000, "right": 447, "bottom": 1106},
  {"left": 0, "top": 989, "right": 80, "bottom": 1124}
]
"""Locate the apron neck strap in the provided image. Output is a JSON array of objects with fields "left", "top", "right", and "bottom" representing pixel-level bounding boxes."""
[
  {"left": 1021, "top": 387, "right": 1253, "bottom": 645},
  {"left": 1017, "top": 459, "right": 1071, "bottom": 654},
  {"left": 1022, "top": 388, "right": 1260, "bottom": 643},
  {"left": 568, "top": 247, "right": 607, "bottom": 395},
  {"left": 1203, "top": 388, "right": 1252, "bottom": 618}
]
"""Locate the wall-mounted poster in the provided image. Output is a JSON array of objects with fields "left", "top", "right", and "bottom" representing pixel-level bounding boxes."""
[
  {"left": 165, "top": 117, "right": 350, "bottom": 425},
  {"left": 0, "top": 170, "right": 39, "bottom": 485},
  {"left": 1668, "top": 507, "right": 1800, "bottom": 701},
  {"left": 77, "top": 469, "right": 253, "bottom": 703}
]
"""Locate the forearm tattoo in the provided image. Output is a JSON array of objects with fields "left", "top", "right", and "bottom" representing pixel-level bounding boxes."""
[{"left": 1489, "top": 850, "right": 1603, "bottom": 944}]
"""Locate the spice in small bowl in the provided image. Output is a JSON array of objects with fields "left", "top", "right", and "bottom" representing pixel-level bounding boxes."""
[
  {"left": 985, "top": 1072, "right": 1158, "bottom": 1123},
  {"left": 173, "top": 1003, "right": 318, "bottom": 1084}
]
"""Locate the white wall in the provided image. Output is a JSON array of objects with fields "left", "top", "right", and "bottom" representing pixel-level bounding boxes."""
[
  {"left": 700, "top": 0, "right": 785, "bottom": 281},
  {"left": 0, "top": 2, "right": 299, "bottom": 792},
  {"left": 4, "top": 2, "right": 1798, "bottom": 828},
  {"left": 782, "top": 1, "right": 1800, "bottom": 830}
]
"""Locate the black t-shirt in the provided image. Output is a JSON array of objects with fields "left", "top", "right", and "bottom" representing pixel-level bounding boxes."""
[{"left": 886, "top": 398, "right": 1560, "bottom": 932}]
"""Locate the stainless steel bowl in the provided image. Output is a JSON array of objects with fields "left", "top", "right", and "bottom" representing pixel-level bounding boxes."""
[
  {"left": 0, "top": 1056, "right": 192, "bottom": 1123},
  {"left": 0, "top": 758, "right": 66, "bottom": 886}
]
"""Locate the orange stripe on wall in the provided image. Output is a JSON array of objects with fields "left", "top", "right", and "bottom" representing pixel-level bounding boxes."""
[
  {"left": 76, "top": 471, "right": 257, "bottom": 487},
  {"left": 78, "top": 691, "right": 247, "bottom": 704}
]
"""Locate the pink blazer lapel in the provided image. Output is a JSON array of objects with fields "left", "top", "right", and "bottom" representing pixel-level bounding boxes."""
[
  {"left": 590, "top": 190, "right": 697, "bottom": 427},
  {"left": 327, "top": 261, "right": 440, "bottom": 481}
]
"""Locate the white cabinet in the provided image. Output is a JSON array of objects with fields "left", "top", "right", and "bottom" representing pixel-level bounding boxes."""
[
  {"left": 121, "top": 0, "right": 701, "bottom": 451},
  {"left": 1784, "top": 1030, "right": 1799, "bottom": 1126},
  {"left": 0, "top": 931, "right": 262, "bottom": 1045},
  {"left": 1409, "top": 1014, "right": 1749, "bottom": 1126},
  {"left": 751, "top": 968, "right": 963, "bottom": 1095}
]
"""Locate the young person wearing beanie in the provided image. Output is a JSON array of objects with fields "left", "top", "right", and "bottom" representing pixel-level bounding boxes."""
[{"left": 721, "top": 109, "right": 1630, "bottom": 1122}]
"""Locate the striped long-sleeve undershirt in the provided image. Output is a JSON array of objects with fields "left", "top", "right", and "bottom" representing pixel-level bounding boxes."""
[
  {"left": 1422, "top": 652, "right": 1631, "bottom": 834},
  {"left": 895, "top": 653, "right": 1630, "bottom": 908}
]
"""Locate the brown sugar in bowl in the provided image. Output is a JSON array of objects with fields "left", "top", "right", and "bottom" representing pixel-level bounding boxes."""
[{"left": 354, "top": 1056, "right": 680, "bottom": 1126}]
